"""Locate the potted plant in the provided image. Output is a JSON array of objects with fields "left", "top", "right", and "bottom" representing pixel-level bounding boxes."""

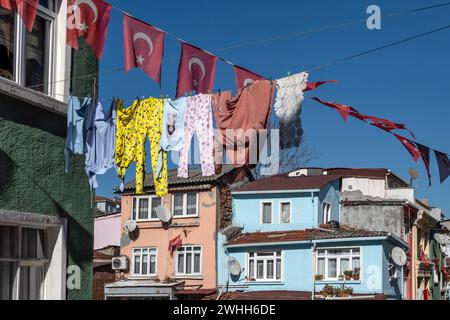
[
  {"left": 341, "top": 286, "right": 353, "bottom": 297},
  {"left": 320, "top": 284, "right": 333, "bottom": 297},
  {"left": 343, "top": 270, "right": 353, "bottom": 281},
  {"left": 314, "top": 274, "right": 324, "bottom": 281},
  {"left": 334, "top": 287, "right": 342, "bottom": 297},
  {"left": 352, "top": 268, "right": 361, "bottom": 281}
]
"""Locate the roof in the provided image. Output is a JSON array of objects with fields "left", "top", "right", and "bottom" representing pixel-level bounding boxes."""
[
  {"left": 235, "top": 173, "right": 342, "bottom": 193},
  {"left": 205, "top": 291, "right": 386, "bottom": 300},
  {"left": 105, "top": 280, "right": 183, "bottom": 288},
  {"left": 226, "top": 226, "right": 391, "bottom": 246},
  {"left": 121, "top": 165, "right": 236, "bottom": 192},
  {"left": 95, "top": 195, "right": 120, "bottom": 204},
  {"left": 324, "top": 168, "right": 389, "bottom": 179},
  {"left": 176, "top": 288, "right": 217, "bottom": 296}
]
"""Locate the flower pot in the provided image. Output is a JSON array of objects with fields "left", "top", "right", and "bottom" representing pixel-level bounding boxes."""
[
  {"left": 353, "top": 275, "right": 360, "bottom": 281},
  {"left": 344, "top": 275, "right": 352, "bottom": 281}
]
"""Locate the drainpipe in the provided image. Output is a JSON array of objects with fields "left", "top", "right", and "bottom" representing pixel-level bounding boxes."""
[{"left": 312, "top": 241, "right": 316, "bottom": 300}]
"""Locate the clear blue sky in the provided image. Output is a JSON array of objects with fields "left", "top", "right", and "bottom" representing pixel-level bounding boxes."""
[{"left": 96, "top": 0, "right": 450, "bottom": 217}]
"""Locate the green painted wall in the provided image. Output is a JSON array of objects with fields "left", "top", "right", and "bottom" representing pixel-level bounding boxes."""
[{"left": 0, "top": 38, "right": 99, "bottom": 300}]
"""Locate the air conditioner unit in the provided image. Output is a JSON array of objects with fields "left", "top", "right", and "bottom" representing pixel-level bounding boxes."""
[{"left": 112, "top": 256, "right": 128, "bottom": 270}]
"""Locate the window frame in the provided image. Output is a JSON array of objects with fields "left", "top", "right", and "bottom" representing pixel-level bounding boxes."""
[
  {"left": 132, "top": 195, "right": 162, "bottom": 221},
  {"left": 260, "top": 201, "right": 273, "bottom": 225},
  {"left": 131, "top": 247, "right": 158, "bottom": 277},
  {"left": 279, "top": 201, "right": 292, "bottom": 224},
  {"left": 3, "top": 1, "right": 57, "bottom": 93},
  {"left": 174, "top": 245, "right": 202, "bottom": 276},
  {"left": 315, "top": 247, "right": 362, "bottom": 281},
  {"left": 322, "top": 202, "right": 331, "bottom": 224},
  {"left": 246, "top": 251, "right": 284, "bottom": 282},
  {"left": 171, "top": 193, "right": 199, "bottom": 218}
]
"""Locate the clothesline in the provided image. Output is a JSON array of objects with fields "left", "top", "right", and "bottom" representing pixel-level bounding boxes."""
[{"left": 24, "top": 1, "right": 450, "bottom": 91}]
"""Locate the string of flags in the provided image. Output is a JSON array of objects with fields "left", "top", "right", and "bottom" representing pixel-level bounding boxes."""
[
  {"left": 4, "top": 1, "right": 449, "bottom": 189},
  {"left": 311, "top": 96, "right": 450, "bottom": 186}
]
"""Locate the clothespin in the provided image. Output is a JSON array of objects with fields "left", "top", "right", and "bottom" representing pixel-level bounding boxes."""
[
  {"left": 288, "top": 71, "right": 291, "bottom": 76},
  {"left": 166, "top": 94, "right": 169, "bottom": 99}
]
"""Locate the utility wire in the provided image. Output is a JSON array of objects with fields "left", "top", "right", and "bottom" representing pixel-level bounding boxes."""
[{"left": 24, "top": 1, "right": 450, "bottom": 90}]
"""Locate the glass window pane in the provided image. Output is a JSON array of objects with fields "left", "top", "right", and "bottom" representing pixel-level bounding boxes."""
[
  {"left": 317, "top": 258, "right": 325, "bottom": 276},
  {"left": 177, "top": 253, "right": 184, "bottom": 274},
  {"left": 0, "top": 226, "right": 18, "bottom": 259},
  {"left": 150, "top": 254, "right": 156, "bottom": 274},
  {"left": 256, "top": 260, "right": 264, "bottom": 279},
  {"left": 248, "top": 260, "right": 254, "bottom": 279},
  {"left": 352, "top": 248, "right": 360, "bottom": 255},
  {"left": 132, "top": 198, "right": 136, "bottom": 220},
  {"left": 173, "top": 194, "right": 184, "bottom": 216},
  {"left": 186, "top": 253, "right": 192, "bottom": 274},
  {"left": 19, "top": 266, "right": 43, "bottom": 300},
  {"left": 141, "top": 254, "right": 148, "bottom": 275},
  {"left": 0, "top": 262, "right": 17, "bottom": 300},
  {"left": 26, "top": 15, "right": 49, "bottom": 93},
  {"left": 151, "top": 197, "right": 161, "bottom": 219},
  {"left": 340, "top": 258, "right": 350, "bottom": 274},
  {"left": 328, "top": 259, "right": 337, "bottom": 278},
  {"left": 138, "top": 198, "right": 149, "bottom": 220},
  {"left": 0, "top": 8, "right": 15, "bottom": 81},
  {"left": 134, "top": 255, "right": 141, "bottom": 274},
  {"left": 262, "top": 203, "right": 272, "bottom": 224},
  {"left": 194, "top": 253, "right": 200, "bottom": 273},
  {"left": 352, "top": 257, "right": 360, "bottom": 271},
  {"left": 281, "top": 202, "right": 290, "bottom": 223},
  {"left": 186, "top": 193, "right": 197, "bottom": 215},
  {"left": 267, "top": 260, "right": 274, "bottom": 279},
  {"left": 276, "top": 259, "right": 281, "bottom": 280},
  {"left": 22, "top": 228, "right": 37, "bottom": 259}
]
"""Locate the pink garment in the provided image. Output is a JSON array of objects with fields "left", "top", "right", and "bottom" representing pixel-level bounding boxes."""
[{"left": 177, "top": 94, "right": 215, "bottom": 178}]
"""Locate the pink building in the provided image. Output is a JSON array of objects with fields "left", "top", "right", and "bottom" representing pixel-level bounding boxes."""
[{"left": 104, "top": 166, "right": 249, "bottom": 300}]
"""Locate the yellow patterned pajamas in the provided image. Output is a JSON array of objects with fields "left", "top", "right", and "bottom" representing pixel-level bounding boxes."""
[{"left": 116, "top": 97, "right": 168, "bottom": 196}]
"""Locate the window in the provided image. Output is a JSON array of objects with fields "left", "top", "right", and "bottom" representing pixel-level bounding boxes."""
[
  {"left": 0, "top": 1, "right": 56, "bottom": 94},
  {"left": 247, "top": 251, "right": 283, "bottom": 281},
  {"left": 132, "top": 248, "right": 157, "bottom": 276},
  {"left": 316, "top": 248, "right": 361, "bottom": 280},
  {"left": 0, "top": 225, "right": 48, "bottom": 300},
  {"left": 280, "top": 202, "right": 291, "bottom": 224},
  {"left": 322, "top": 203, "right": 331, "bottom": 224},
  {"left": 132, "top": 196, "right": 162, "bottom": 221},
  {"left": 175, "top": 246, "right": 202, "bottom": 275},
  {"left": 172, "top": 193, "right": 198, "bottom": 217},
  {"left": 261, "top": 202, "right": 272, "bottom": 224}
]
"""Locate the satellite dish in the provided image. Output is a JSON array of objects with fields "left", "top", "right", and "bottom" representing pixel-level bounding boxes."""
[
  {"left": 227, "top": 257, "right": 241, "bottom": 276},
  {"left": 124, "top": 220, "right": 137, "bottom": 233},
  {"left": 221, "top": 225, "right": 243, "bottom": 241},
  {"left": 156, "top": 205, "right": 172, "bottom": 223},
  {"left": 391, "top": 247, "right": 407, "bottom": 266},
  {"left": 408, "top": 168, "right": 419, "bottom": 180}
]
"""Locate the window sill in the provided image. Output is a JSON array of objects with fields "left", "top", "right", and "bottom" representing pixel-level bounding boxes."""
[
  {"left": 172, "top": 275, "right": 203, "bottom": 280},
  {"left": 0, "top": 76, "right": 66, "bottom": 115},
  {"left": 315, "top": 280, "right": 361, "bottom": 284},
  {"left": 172, "top": 215, "right": 199, "bottom": 220},
  {"left": 245, "top": 281, "right": 284, "bottom": 285},
  {"left": 128, "top": 275, "right": 158, "bottom": 280}
]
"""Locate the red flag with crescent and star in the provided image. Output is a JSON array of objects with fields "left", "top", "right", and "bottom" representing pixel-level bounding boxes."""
[
  {"left": 66, "top": 0, "right": 112, "bottom": 59},
  {"left": 233, "top": 65, "right": 263, "bottom": 90},
  {"left": 393, "top": 133, "right": 420, "bottom": 162},
  {"left": 310, "top": 97, "right": 360, "bottom": 121},
  {"left": 1, "top": 0, "right": 39, "bottom": 32},
  {"left": 123, "top": 14, "right": 164, "bottom": 85},
  {"left": 434, "top": 150, "right": 450, "bottom": 183},
  {"left": 176, "top": 42, "right": 217, "bottom": 98},
  {"left": 416, "top": 142, "right": 432, "bottom": 186}
]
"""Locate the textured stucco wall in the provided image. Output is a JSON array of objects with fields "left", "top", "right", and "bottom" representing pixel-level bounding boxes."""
[
  {"left": 0, "top": 38, "right": 99, "bottom": 300},
  {"left": 341, "top": 205, "right": 403, "bottom": 238}
]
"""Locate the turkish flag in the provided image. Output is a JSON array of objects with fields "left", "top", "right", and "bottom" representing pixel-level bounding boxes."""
[
  {"left": 311, "top": 97, "right": 359, "bottom": 121},
  {"left": 304, "top": 80, "right": 337, "bottom": 92},
  {"left": 176, "top": 42, "right": 217, "bottom": 98},
  {"left": 66, "top": 0, "right": 112, "bottom": 59},
  {"left": 393, "top": 134, "right": 420, "bottom": 162},
  {"left": 234, "top": 65, "right": 263, "bottom": 90},
  {"left": 123, "top": 14, "right": 164, "bottom": 85},
  {"left": 416, "top": 143, "right": 431, "bottom": 186},
  {"left": 1, "top": 0, "right": 38, "bottom": 32},
  {"left": 366, "top": 115, "right": 416, "bottom": 139},
  {"left": 168, "top": 234, "right": 182, "bottom": 254},
  {"left": 434, "top": 150, "right": 450, "bottom": 183}
]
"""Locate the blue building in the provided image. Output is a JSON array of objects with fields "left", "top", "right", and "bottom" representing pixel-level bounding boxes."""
[{"left": 217, "top": 168, "right": 408, "bottom": 300}]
